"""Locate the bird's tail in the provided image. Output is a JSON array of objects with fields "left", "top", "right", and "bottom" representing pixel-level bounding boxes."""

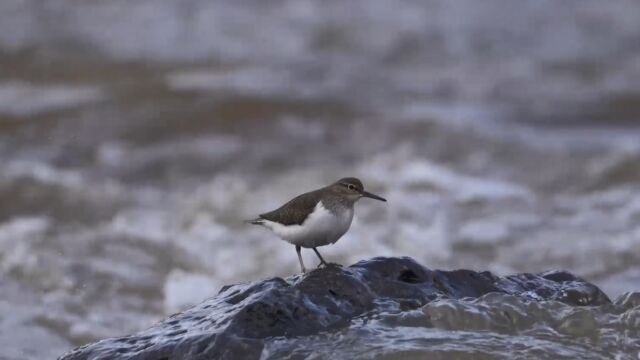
[{"left": 245, "top": 218, "right": 264, "bottom": 225}]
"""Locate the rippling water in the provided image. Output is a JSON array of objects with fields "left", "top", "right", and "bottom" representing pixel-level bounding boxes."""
[
  {"left": 264, "top": 292, "right": 640, "bottom": 359},
  {"left": 1, "top": 1, "right": 640, "bottom": 359}
]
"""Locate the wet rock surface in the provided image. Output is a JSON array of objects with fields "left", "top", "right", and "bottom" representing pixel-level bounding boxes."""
[{"left": 59, "top": 257, "right": 613, "bottom": 360}]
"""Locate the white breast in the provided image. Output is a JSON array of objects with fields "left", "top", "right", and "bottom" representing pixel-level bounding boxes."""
[{"left": 262, "top": 201, "right": 354, "bottom": 248}]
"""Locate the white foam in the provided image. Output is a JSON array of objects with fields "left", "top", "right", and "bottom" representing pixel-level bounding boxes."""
[
  {"left": 0, "top": 81, "right": 104, "bottom": 116},
  {"left": 163, "top": 269, "right": 219, "bottom": 314},
  {"left": 458, "top": 221, "right": 509, "bottom": 245},
  {"left": 0, "top": 217, "right": 49, "bottom": 273},
  {"left": 166, "top": 67, "right": 294, "bottom": 96},
  {"left": 110, "top": 208, "right": 177, "bottom": 244},
  {"left": 397, "top": 160, "right": 531, "bottom": 202},
  {"left": 4, "top": 160, "right": 84, "bottom": 188}
]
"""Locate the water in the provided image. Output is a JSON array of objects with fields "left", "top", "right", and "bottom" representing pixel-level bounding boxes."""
[
  {"left": 1, "top": 1, "right": 640, "bottom": 358},
  {"left": 263, "top": 292, "right": 640, "bottom": 359}
]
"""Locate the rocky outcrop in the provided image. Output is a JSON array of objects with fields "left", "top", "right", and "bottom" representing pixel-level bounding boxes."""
[{"left": 59, "top": 257, "right": 611, "bottom": 360}]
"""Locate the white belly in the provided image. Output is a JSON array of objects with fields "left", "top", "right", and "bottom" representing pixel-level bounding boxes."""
[{"left": 262, "top": 201, "right": 353, "bottom": 248}]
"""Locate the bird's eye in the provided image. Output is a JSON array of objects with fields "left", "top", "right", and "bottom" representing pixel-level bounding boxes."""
[{"left": 348, "top": 184, "right": 355, "bottom": 190}]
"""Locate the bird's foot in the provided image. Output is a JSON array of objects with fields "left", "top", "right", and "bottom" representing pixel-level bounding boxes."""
[{"left": 317, "top": 261, "right": 329, "bottom": 268}]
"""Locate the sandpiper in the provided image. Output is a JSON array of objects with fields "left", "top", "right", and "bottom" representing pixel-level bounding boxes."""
[{"left": 247, "top": 177, "right": 386, "bottom": 273}]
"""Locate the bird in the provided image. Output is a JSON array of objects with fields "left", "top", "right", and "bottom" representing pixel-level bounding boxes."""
[{"left": 246, "top": 177, "right": 386, "bottom": 273}]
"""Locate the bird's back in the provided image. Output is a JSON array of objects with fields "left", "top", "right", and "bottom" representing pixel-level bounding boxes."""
[{"left": 258, "top": 188, "right": 324, "bottom": 226}]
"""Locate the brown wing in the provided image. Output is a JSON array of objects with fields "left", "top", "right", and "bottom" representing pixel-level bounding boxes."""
[{"left": 259, "top": 189, "right": 323, "bottom": 226}]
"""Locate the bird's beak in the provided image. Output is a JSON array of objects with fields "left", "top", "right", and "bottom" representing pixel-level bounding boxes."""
[{"left": 361, "top": 190, "right": 387, "bottom": 202}]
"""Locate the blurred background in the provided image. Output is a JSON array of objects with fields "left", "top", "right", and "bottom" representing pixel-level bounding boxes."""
[{"left": 1, "top": 1, "right": 640, "bottom": 358}]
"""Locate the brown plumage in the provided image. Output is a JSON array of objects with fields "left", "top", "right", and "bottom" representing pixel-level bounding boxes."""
[{"left": 258, "top": 189, "right": 323, "bottom": 226}]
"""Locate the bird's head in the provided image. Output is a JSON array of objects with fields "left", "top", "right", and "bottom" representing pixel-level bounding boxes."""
[{"left": 330, "top": 177, "right": 387, "bottom": 203}]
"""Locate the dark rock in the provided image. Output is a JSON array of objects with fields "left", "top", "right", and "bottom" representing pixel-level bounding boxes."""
[{"left": 58, "top": 257, "right": 611, "bottom": 360}]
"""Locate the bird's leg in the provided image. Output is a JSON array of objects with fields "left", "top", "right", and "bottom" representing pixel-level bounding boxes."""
[
  {"left": 312, "top": 247, "right": 328, "bottom": 268},
  {"left": 296, "top": 245, "right": 306, "bottom": 273}
]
